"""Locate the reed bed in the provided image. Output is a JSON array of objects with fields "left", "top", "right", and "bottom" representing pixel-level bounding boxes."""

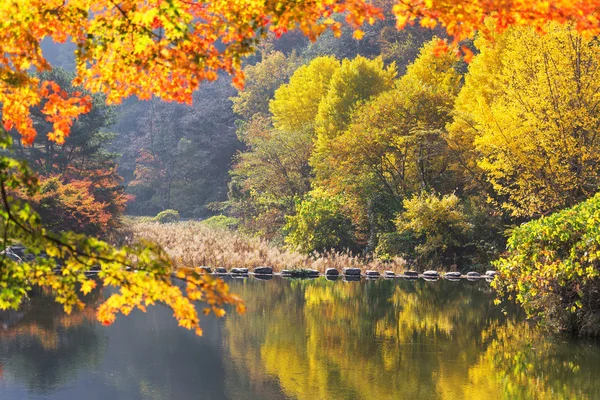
[{"left": 129, "top": 220, "right": 406, "bottom": 273}]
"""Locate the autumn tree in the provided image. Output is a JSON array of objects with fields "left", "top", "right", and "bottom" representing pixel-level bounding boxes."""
[
  {"left": 311, "top": 56, "right": 397, "bottom": 184},
  {"left": 451, "top": 23, "right": 600, "bottom": 217},
  {"left": 309, "top": 41, "right": 459, "bottom": 247}
]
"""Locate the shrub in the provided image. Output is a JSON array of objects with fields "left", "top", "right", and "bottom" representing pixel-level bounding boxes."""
[
  {"left": 395, "top": 192, "right": 472, "bottom": 268},
  {"left": 202, "top": 215, "right": 239, "bottom": 230},
  {"left": 375, "top": 231, "right": 419, "bottom": 262},
  {"left": 284, "top": 192, "right": 355, "bottom": 253},
  {"left": 494, "top": 193, "right": 600, "bottom": 336},
  {"left": 155, "top": 209, "right": 180, "bottom": 224}
]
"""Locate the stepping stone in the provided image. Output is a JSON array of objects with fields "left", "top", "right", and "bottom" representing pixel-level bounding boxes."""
[
  {"left": 403, "top": 270, "right": 419, "bottom": 278},
  {"left": 254, "top": 266, "right": 273, "bottom": 275},
  {"left": 485, "top": 270, "right": 498, "bottom": 277},
  {"left": 423, "top": 270, "right": 440, "bottom": 278},
  {"left": 325, "top": 268, "right": 339, "bottom": 276},
  {"left": 343, "top": 268, "right": 361, "bottom": 276},
  {"left": 384, "top": 271, "right": 396, "bottom": 278},
  {"left": 198, "top": 266, "right": 212, "bottom": 274},
  {"left": 215, "top": 267, "right": 227, "bottom": 274},
  {"left": 444, "top": 271, "right": 461, "bottom": 279},
  {"left": 230, "top": 268, "right": 248, "bottom": 274},
  {"left": 466, "top": 271, "right": 481, "bottom": 278}
]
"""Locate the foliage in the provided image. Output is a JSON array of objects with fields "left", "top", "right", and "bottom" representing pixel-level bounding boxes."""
[
  {"left": 122, "top": 79, "right": 240, "bottom": 217},
  {"left": 0, "top": 0, "right": 598, "bottom": 337},
  {"left": 201, "top": 215, "right": 240, "bottom": 230},
  {"left": 155, "top": 209, "right": 180, "bottom": 224},
  {"left": 395, "top": 192, "right": 472, "bottom": 268},
  {"left": 314, "top": 39, "right": 461, "bottom": 239},
  {"left": 0, "top": 135, "right": 243, "bottom": 336},
  {"left": 312, "top": 56, "right": 396, "bottom": 157},
  {"left": 284, "top": 191, "right": 355, "bottom": 253},
  {"left": 451, "top": 23, "right": 600, "bottom": 217},
  {"left": 13, "top": 176, "right": 114, "bottom": 235},
  {"left": 494, "top": 193, "right": 600, "bottom": 336},
  {"left": 231, "top": 51, "right": 301, "bottom": 122},
  {"left": 270, "top": 56, "right": 340, "bottom": 134}
]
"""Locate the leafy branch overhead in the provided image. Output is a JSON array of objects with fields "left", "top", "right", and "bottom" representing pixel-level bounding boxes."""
[{"left": 1, "top": 0, "right": 599, "bottom": 145}]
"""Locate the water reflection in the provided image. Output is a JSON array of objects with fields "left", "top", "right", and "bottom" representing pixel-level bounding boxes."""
[
  {"left": 222, "top": 278, "right": 600, "bottom": 400},
  {"left": 0, "top": 278, "right": 598, "bottom": 399}
]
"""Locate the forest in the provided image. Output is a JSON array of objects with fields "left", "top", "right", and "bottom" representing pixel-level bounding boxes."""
[{"left": 2, "top": 0, "right": 600, "bottom": 340}]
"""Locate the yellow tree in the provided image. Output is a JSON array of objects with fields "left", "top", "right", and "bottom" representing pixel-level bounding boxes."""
[
  {"left": 316, "top": 40, "right": 461, "bottom": 235},
  {"left": 270, "top": 56, "right": 340, "bottom": 134},
  {"left": 311, "top": 56, "right": 397, "bottom": 184},
  {"left": 451, "top": 23, "right": 600, "bottom": 217}
]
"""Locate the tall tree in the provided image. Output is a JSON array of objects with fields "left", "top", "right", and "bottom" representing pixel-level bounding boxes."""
[{"left": 451, "top": 23, "right": 600, "bottom": 217}]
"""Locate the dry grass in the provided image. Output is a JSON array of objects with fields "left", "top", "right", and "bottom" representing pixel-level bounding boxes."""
[{"left": 129, "top": 220, "right": 406, "bottom": 273}]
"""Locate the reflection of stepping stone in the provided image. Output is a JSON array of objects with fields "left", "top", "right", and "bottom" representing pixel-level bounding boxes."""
[
  {"left": 365, "top": 270, "right": 380, "bottom": 278},
  {"left": 255, "top": 275, "right": 273, "bottom": 281},
  {"left": 444, "top": 271, "right": 461, "bottom": 279},
  {"left": 343, "top": 275, "right": 361, "bottom": 282},
  {"left": 466, "top": 272, "right": 481, "bottom": 281},
  {"left": 231, "top": 274, "right": 248, "bottom": 279},
  {"left": 254, "top": 266, "right": 273, "bottom": 275},
  {"left": 326, "top": 275, "right": 339, "bottom": 281},
  {"left": 403, "top": 271, "right": 418, "bottom": 278},
  {"left": 422, "top": 270, "right": 440, "bottom": 278},
  {"left": 230, "top": 268, "right": 249, "bottom": 274},
  {"left": 280, "top": 270, "right": 292, "bottom": 276},
  {"left": 485, "top": 270, "right": 497, "bottom": 278},
  {"left": 384, "top": 271, "right": 396, "bottom": 278},
  {"left": 343, "top": 268, "right": 361, "bottom": 276}
]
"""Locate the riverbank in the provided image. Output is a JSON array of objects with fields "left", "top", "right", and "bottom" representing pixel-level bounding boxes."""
[{"left": 129, "top": 220, "right": 407, "bottom": 273}]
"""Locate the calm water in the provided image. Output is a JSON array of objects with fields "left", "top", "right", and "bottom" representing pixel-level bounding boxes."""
[{"left": 0, "top": 277, "right": 599, "bottom": 400}]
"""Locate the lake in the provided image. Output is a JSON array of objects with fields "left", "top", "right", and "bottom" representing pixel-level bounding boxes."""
[{"left": 0, "top": 277, "right": 599, "bottom": 399}]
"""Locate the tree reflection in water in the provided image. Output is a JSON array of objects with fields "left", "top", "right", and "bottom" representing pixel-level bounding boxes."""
[
  {"left": 222, "top": 277, "right": 600, "bottom": 400},
  {"left": 0, "top": 278, "right": 598, "bottom": 399},
  {"left": 0, "top": 288, "right": 105, "bottom": 395}
]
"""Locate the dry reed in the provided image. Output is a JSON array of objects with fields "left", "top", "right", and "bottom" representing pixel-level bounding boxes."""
[{"left": 129, "top": 220, "right": 406, "bottom": 273}]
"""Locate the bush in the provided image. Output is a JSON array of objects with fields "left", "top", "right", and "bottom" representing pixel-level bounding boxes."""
[
  {"left": 395, "top": 192, "right": 472, "bottom": 268},
  {"left": 375, "top": 231, "right": 419, "bottom": 262},
  {"left": 284, "top": 192, "right": 355, "bottom": 253},
  {"left": 494, "top": 193, "right": 600, "bottom": 336},
  {"left": 201, "top": 215, "right": 239, "bottom": 230},
  {"left": 155, "top": 209, "right": 180, "bottom": 224}
]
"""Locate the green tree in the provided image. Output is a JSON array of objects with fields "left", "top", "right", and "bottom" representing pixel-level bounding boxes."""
[{"left": 284, "top": 190, "right": 355, "bottom": 253}]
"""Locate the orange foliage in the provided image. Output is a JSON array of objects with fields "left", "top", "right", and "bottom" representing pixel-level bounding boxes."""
[
  {"left": 1, "top": 0, "right": 598, "bottom": 146},
  {"left": 12, "top": 173, "right": 127, "bottom": 235}
]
